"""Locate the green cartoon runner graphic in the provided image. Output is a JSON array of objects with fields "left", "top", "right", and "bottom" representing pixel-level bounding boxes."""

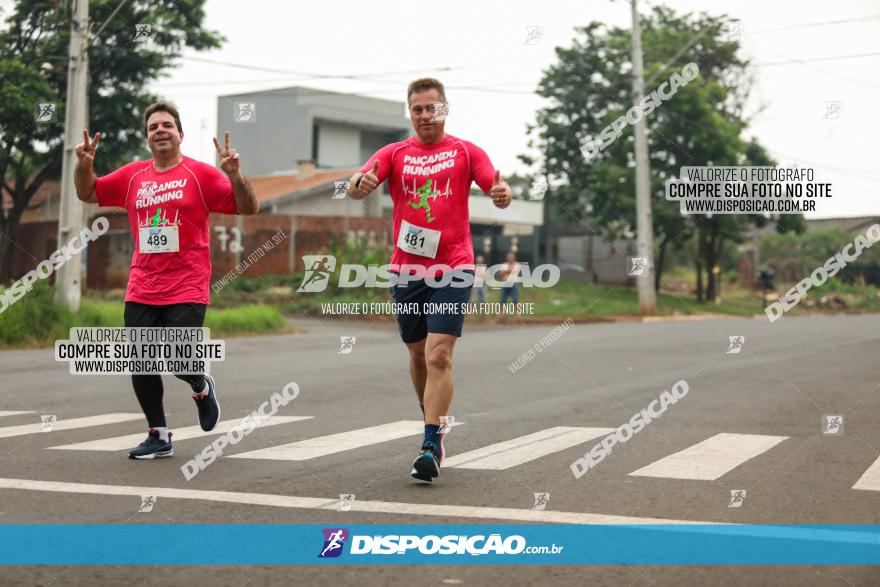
[
  {"left": 150, "top": 208, "right": 164, "bottom": 226},
  {"left": 149, "top": 208, "right": 167, "bottom": 227},
  {"left": 408, "top": 178, "right": 438, "bottom": 223}
]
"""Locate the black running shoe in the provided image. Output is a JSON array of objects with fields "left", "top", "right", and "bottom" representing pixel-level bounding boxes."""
[
  {"left": 129, "top": 429, "right": 173, "bottom": 460},
  {"left": 193, "top": 374, "right": 221, "bottom": 431},
  {"left": 410, "top": 441, "right": 441, "bottom": 482}
]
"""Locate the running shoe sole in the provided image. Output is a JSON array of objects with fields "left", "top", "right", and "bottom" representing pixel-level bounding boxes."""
[
  {"left": 411, "top": 454, "right": 439, "bottom": 482},
  {"left": 129, "top": 447, "right": 174, "bottom": 460}
]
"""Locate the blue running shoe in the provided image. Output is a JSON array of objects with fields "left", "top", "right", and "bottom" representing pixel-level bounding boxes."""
[
  {"left": 129, "top": 429, "right": 173, "bottom": 460},
  {"left": 193, "top": 374, "right": 221, "bottom": 431},
  {"left": 410, "top": 441, "right": 441, "bottom": 482}
]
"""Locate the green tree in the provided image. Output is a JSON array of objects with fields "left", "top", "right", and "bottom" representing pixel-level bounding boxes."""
[
  {"left": 525, "top": 5, "right": 802, "bottom": 297},
  {"left": 760, "top": 226, "right": 880, "bottom": 286},
  {"left": 0, "top": 0, "right": 222, "bottom": 281}
]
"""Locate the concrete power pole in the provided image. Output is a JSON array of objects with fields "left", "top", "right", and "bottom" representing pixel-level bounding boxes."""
[
  {"left": 630, "top": 0, "right": 656, "bottom": 313},
  {"left": 56, "top": 0, "right": 90, "bottom": 311}
]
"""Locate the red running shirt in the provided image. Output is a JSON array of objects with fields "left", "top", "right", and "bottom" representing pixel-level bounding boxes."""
[
  {"left": 359, "top": 134, "right": 496, "bottom": 273},
  {"left": 95, "top": 156, "right": 238, "bottom": 305}
]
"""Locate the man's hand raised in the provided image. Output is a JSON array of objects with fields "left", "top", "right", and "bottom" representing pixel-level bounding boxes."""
[
  {"left": 490, "top": 170, "right": 512, "bottom": 209},
  {"left": 359, "top": 160, "right": 381, "bottom": 193},
  {"left": 213, "top": 130, "right": 241, "bottom": 176},
  {"left": 349, "top": 160, "right": 380, "bottom": 200},
  {"left": 75, "top": 129, "right": 100, "bottom": 167}
]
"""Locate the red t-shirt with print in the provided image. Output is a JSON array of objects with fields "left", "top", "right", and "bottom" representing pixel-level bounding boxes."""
[
  {"left": 95, "top": 156, "right": 237, "bottom": 305},
  {"left": 359, "top": 134, "right": 496, "bottom": 274}
]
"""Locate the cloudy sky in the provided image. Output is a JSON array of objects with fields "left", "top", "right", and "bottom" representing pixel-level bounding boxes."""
[{"left": 150, "top": 0, "right": 880, "bottom": 219}]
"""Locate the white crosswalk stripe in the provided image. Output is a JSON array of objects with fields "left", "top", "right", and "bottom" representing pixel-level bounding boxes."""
[
  {"left": 0, "top": 413, "right": 145, "bottom": 439},
  {"left": 228, "top": 420, "right": 452, "bottom": 461},
  {"left": 5, "top": 412, "right": 873, "bottom": 493},
  {"left": 48, "top": 416, "right": 312, "bottom": 451},
  {"left": 444, "top": 427, "right": 616, "bottom": 470},
  {"left": 629, "top": 433, "right": 789, "bottom": 480},
  {"left": 0, "top": 411, "right": 35, "bottom": 418},
  {"left": 852, "top": 454, "right": 880, "bottom": 491}
]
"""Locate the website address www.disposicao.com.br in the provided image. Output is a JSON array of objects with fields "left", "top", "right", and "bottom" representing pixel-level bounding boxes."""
[{"left": 318, "top": 529, "right": 564, "bottom": 559}]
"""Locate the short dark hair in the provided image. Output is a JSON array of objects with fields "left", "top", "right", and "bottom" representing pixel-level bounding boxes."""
[
  {"left": 143, "top": 101, "right": 183, "bottom": 135},
  {"left": 407, "top": 78, "right": 446, "bottom": 103}
]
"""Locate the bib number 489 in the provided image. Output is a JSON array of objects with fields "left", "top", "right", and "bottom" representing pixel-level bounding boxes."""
[
  {"left": 139, "top": 225, "right": 179, "bottom": 253},
  {"left": 146, "top": 234, "right": 168, "bottom": 247}
]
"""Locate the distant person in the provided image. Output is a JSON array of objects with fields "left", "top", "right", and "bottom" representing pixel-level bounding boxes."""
[
  {"left": 471, "top": 255, "right": 488, "bottom": 303},
  {"left": 499, "top": 251, "right": 520, "bottom": 304}
]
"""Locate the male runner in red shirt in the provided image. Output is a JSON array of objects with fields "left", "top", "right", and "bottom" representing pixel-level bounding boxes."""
[
  {"left": 74, "top": 101, "right": 258, "bottom": 459},
  {"left": 347, "top": 78, "right": 512, "bottom": 481}
]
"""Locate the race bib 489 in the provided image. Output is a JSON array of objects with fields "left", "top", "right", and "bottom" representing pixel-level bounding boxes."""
[{"left": 139, "top": 226, "right": 180, "bottom": 253}]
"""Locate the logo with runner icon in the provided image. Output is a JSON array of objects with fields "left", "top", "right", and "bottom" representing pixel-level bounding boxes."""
[
  {"left": 822, "top": 414, "right": 844, "bottom": 436},
  {"left": 318, "top": 528, "right": 349, "bottom": 558},
  {"left": 297, "top": 255, "right": 337, "bottom": 293},
  {"left": 728, "top": 489, "right": 747, "bottom": 508},
  {"left": 727, "top": 336, "right": 745, "bottom": 354},
  {"left": 338, "top": 336, "right": 356, "bottom": 354},
  {"left": 531, "top": 492, "right": 550, "bottom": 511},
  {"left": 40, "top": 415, "right": 57, "bottom": 432}
]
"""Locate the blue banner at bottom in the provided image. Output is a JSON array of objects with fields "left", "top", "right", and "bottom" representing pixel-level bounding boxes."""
[{"left": 0, "top": 524, "right": 878, "bottom": 565}]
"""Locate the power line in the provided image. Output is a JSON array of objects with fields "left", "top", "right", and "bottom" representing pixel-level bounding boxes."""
[
  {"left": 174, "top": 18, "right": 880, "bottom": 97},
  {"left": 175, "top": 55, "right": 546, "bottom": 95},
  {"left": 772, "top": 152, "right": 880, "bottom": 186},
  {"left": 754, "top": 51, "right": 880, "bottom": 66},
  {"left": 766, "top": 57, "right": 880, "bottom": 90},
  {"left": 182, "top": 55, "right": 451, "bottom": 83},
  {"left": 749, "top": 14, "right": 880, "bottom": 34}
]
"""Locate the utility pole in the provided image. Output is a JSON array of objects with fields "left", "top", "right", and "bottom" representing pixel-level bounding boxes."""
[
  {"left": 56, "top": 0, "right": 90, "bottom": 311},
  {"left": 630, "top": 0, "right": 656, "bottom": 313},
  {"left": 542, "top": 159, "right": 552, "bottom": 265}
]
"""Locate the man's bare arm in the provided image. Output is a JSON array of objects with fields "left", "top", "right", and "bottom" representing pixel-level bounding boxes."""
[
  {"left": 213, "top": 131, "right": 258, "bottom": 215},
  {"left": 74, "top": 130, "right": 100, "bottom": 203},
  {"left": 229, "top": 170, "right": 258, "bottom": 215}
]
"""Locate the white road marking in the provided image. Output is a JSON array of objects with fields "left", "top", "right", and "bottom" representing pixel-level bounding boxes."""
[
  {"left": 0, "top": 413, "right": 144, "bottom": 439},
  {"left": 0, "top": 476, "right": 703, "bottom": 525},
  {"left": 853, "top": 454, "right": 880, "bottom": 491},
  {"left": 228, "top": 420, "right": 453, "bottom": 461},
  {"left": 444, "top": 427, "right": 616, "bottom": 470},
  {"left": 0, "top": 476, "right": 874, "bottom": 545},
  {"left": 0, "top": 411, "right": 35, "bottom": 418},
  {"left": 629, "top": 433, "right": 789, "bottom": 480},
  {"left": 48, "top": 416, "right": 312, "bottom": 451}
]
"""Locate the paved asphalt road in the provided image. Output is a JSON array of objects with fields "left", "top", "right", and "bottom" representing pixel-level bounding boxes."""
[{"left": 1, "top": 313, "right": 878, "bottom": 585}]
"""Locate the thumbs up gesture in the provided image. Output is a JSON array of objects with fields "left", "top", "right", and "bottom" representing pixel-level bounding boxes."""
[
  {"left": 490, "top": 170, "right": 512, "bottom": 209},
  {"left": 355, "top": 160, "right": 381, "bottom": 196}
]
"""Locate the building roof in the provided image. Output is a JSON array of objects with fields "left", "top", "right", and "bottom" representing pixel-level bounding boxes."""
[{"left": 250, "top": 169, "right": 358, "bottom": 203}]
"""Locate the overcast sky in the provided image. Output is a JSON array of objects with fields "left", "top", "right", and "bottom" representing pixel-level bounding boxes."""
[{"left": 151, "top": 0, "right": 880, "bottom": 219}]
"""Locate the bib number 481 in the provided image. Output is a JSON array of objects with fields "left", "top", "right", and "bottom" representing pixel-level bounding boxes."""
[
  {"left": 404, "top": 232, "right": 425, "bottom": 249},
  {"left": 396, "top": 219, "right": 440, "bottom": 259}
]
